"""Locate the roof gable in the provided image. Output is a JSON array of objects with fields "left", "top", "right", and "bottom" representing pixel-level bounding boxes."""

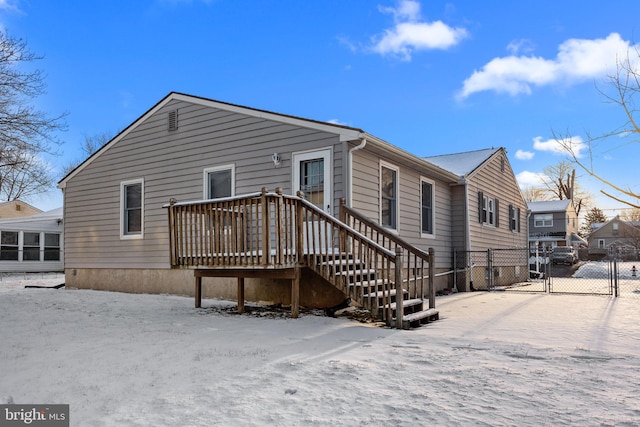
[{"left": 59, "top": 92, "right": 366, "bottom": 188}]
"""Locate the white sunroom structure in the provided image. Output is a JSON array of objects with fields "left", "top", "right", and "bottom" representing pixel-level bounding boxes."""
[{"left": 0, "top": 207, "right": 63, "bottom": 272}]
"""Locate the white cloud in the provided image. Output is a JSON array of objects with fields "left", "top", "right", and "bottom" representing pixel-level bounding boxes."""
[
  {"left": 0, "top": 0, "right": 20, "bottom": 11},
  {"left": 371, "top": 0, "right": 468, "bottom": 61},
  {"left": 506, "top": 39, "right": 535, "bottom": 55},
  {"left": 459, "top": 33, "right": 637, "bottom": 98},
  {"left": 532, "top": 135, "right": 587, "bottom": 157},
  {"left": 515, "top": 149, "right": 534, "bottom": 160},
  {"left": 516, "top": 170, "right": 547, "bottom": 187}
]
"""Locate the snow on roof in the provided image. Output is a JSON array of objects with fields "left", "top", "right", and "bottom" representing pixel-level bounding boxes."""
[
  {"left": 527, "top": 200, "right": 571, "bottom": 213},
  {"left": 423, "top": 147, "right": 500, "bottom": 177},
  {"left": 0, "top": 207, "right": 62, "bottom": 226}
]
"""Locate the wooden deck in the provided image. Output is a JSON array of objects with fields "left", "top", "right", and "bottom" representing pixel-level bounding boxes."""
[{"left": 165, "top": 188, "right": 437, "bottom": 328}]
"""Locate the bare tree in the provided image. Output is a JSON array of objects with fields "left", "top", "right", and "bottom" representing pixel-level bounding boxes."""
[
  {"left": 619, "top": 207, "right": 640, "bottom": 222},
  {"left": 0, "top": 31, "right": 66, "bottom": 201},
  {"left": 521, "top": 185, "right": 549, "bottom": 202},
  {"left": 531, "top": 160, "right": 591, "bottom": 216},
  {"left": 62, "top": 131, "right": 111, "bottom": 177},
  {"left": 556, "top": 49, "right": 640, "bottom": 208}
]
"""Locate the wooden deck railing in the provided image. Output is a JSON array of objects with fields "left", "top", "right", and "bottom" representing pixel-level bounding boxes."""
[
  {"left": 339, "top": 199, "right": 435, "bottom": 310},
  {"left": 164, "top": 189, "right": 433, "bottom": 325}
]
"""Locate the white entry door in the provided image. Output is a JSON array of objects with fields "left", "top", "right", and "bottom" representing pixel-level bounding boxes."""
[
  {"left": 293, "top": 149, "right": 332, "bottom": 251},
  {"left": 293, "top": 149, "right": 332, "bottom": 213}
]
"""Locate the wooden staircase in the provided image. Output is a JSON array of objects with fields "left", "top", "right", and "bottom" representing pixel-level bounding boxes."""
[
  {"left": 165, "top": 189, "right": 439, "bottom": 329},
  {"left": 312, "top": 252, "right": 439, "bottom": 329}
]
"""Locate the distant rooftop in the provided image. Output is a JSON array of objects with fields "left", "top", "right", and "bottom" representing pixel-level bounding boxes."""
[
  {"left": 423, "top": 148, "right": 500, "bottom": 177},
  {"left": 528, "top": 200, "right": 572, "bottom": 213}
]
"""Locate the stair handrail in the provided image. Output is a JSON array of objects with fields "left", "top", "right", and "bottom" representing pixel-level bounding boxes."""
[{"left": 339, "top": 198, "right": 435, "bottom": 309}]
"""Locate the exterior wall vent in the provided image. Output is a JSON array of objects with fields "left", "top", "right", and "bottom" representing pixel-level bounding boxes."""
[{"left": 168, "top": 110, "right": 178, "bottom": 131}]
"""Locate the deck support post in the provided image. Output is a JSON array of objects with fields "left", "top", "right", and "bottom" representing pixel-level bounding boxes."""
[
  {"left": 395, "top": 247, "right": 404, "bottom": 329},
  {"left": 237, "top": 277, "right": 245, "bottom": 314},
  {"left": 195, "top": 275, "right": 202, "bottom": 308},
  {"left": 291, "top": 266, "right": 300, "bottom": 318}
]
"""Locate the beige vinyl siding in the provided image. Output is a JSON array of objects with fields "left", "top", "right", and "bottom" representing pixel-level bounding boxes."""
[
  {"left": 350, "top": 147, "right": 453, "bottom": 268},
  {"left": 63, "top": 100, "right": 344, "bottom": 269},
  {"left": 450, "top": 184, "right": 467, "bottom": 251},
  {"left": 466, "top": 152, "right": 528, "bottom": 251}
]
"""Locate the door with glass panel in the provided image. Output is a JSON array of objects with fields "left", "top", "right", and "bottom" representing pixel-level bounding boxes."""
[{"left": 293, "top": 149, "right": 332, "bottom": 251}]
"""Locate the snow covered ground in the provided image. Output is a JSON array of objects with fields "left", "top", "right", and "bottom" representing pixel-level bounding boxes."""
[{"left": 1, "top": 272, "right": 640, "bottom": 426}]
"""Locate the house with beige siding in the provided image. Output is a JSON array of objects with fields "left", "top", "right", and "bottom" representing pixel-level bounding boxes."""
[
  {"left": 0, "top": 200, "right": 42, "bottom": 218},
  {"left": 58, "top": 92, "right": 527, "bottom": 320},
  {"left": 425, "top": 149, "right": 529, "bottom": 290},
  {"left": 588, "top": 215, "right": 640, "bottom": 259}
]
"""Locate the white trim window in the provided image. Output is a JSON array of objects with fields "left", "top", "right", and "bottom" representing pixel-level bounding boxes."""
[
  {"left": 23, "top": 232, "right": 40, "bottom": 261},
  {"left": 509, "top": 204, "right": 520, "bottom": 232},
  {"left": 204, "top": 165, "right": 235, "bottom": 199},
  {"left": 121, "top": 179, "right": 144, "bottom": 239},
  {"left": 380, "top": 163, "right": 399, "bottom": 231},
  {"left": 534, "top": 213, "right": 553, "bottom": 228},
  {"left": 478, "top": 192, "right": 498, "bottom": 226},
  {"left": 420, "top": 178, "right": 434, "bottom": 237},
  {"left": 0, "top": 231, "right": 18, "bottom": 260}
]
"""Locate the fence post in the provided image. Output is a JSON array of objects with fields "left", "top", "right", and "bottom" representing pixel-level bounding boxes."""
[
  {"left": 275, "top": 187, "right": 284, "bottom": 266},
  {"left": 339, "top": 198, "right": 347, "bottom": 254},
  {"left": 614, "top": 259, "right": 619, "bottom": 297},
  {"left": 487, "top": 249, "right": 493, "bottom": 290},
  {"left": 295, "top": 193, "right": 304, "bottom": 264},
  {"left": 428, "top": 248, "right": 435, "bottom": 309},
  {"left": 395, "top": 247, "right": 404, "bottom": 329},
  {"left": 261, "top": 187, "right": 270, "bottom": 266},
  {"left": 167, "top": 199, "right": 177, "bottom": 266}
]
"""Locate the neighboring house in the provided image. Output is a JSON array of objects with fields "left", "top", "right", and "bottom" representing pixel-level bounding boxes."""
[
  {"left": 58, "top": 92, "right": 527, "bottom": 306},
  {"left": 0, "top": 207, "right": 64, "bottom": 272},
  {"left": 527, "top": 200, "right": 585, "bottom": 251},
  {"left": 587, "top": 215, "right": 640, "bottom": 259},
  {"left": 0, "top": 200, "right": 42, "bottom": 219}
]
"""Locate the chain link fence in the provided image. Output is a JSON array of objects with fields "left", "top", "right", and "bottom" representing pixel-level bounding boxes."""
[{"left": 455, "top": 248, "right": 640, "bottom": 297}]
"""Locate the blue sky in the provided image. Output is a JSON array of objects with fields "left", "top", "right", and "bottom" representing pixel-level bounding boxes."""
[{"left": 1, "top": 0, "right": 639, "bottom": 216}]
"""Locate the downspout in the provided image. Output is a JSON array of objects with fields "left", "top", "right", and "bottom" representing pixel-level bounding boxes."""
[
  {"left": 463, "top": 177, "right": 472, "bottom": 292},
  {"left": 347, "top": 138, "right": 367, "bottom": 206}
]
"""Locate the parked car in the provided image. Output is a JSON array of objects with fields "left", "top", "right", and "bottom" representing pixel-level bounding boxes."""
[{"left": 551, "top": 246, "right": 578, "bottom": 265}]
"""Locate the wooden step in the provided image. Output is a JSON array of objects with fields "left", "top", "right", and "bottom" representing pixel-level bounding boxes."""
[
  {"left": 399, "top": 308, "right": 440, "bottom": 330},
  {"left": 336, "top": 268, "right": 377, "bottom": 283},
  {"left": 321, "top": 257, "right": 362, "bottom": 271},
  {"left": 383, "top": 298, "right": 423, "bottom": 311}
]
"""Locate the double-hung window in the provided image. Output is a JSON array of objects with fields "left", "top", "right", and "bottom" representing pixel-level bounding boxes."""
[
  {"left": 509, "top": 205, "right": 520, "bottom": 232},
  {"left": 478, "top": 192, "right": 498, "bottom": 226},
  {"left": 0, "top": 231, "right": 18, "bottom": 260},
  {"left": 23, "top": 232, "right": 40, "bottom": 261},
  {"left": 204, "top": 165, "right": 234, "bottom": 199},
  {"left": 121, "top": 179, "right": 144, "bottom": 239},
  {"left": 44, "top": 233, "right": 61, "bottom": 261},
  {"left": 380, "top": 163, "right": 398, "bottom": 230},
  {"left": 421, "top": 178, "right": 434, "bottom": 236}
]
